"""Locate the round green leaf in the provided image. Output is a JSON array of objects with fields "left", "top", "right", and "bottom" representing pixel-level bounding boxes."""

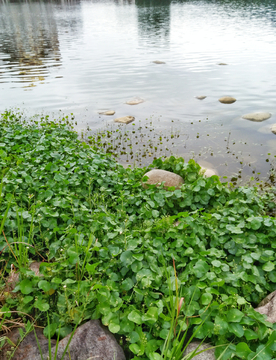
[
  {"left": 108, "top": 323, "right": 120, "bottom": 333},
  {"left": 236, "top": 342, "right": 252, "bottom": 359},
  {"left": 201, "top": 293, "right": 213, "bottom": 305},
  {"left": 244, "top": 329, "right": 259, "bottom": 340},
  {"left": 262, "top": 261, "right": 275, "bottom": 272},
  {"left": 211, "top": 260, "right": 221, "bottom": 267},
  {"left": 229, "top": 323, "right": 244, "bottom": 337},
  {"left": 38, "top": 280, "right": 51, "bottom": 292},
  {"left": 121, "top": 278, "right": 134, "bottom": 291},
  {"left": 128, "top": 310, "right": 142, "bottom": 324},
  {"left": 34, "top": 299, "right": 50, "bottom": 312},
  {"left": 19, "top": 279, "right": 33, "bottom": 295},
  {"left": 129, "top": 343, "right": 141, "bottom": 355},
  {"left": 227, "top": 309, "right": 244, "bottom": 323}
]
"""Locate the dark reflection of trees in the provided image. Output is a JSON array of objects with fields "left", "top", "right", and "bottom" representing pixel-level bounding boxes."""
[
  {"left": 113, "top": 0, "right": 135, "bottom": 4},
  {"left": 136, "top": 0, "right": 171, "bottom": 43},
  {"left": 0, "top": 0, "right": 81, "bottom": 84},
  {"left": 174, "top": 0, "right": 276, "bottom": 26}
]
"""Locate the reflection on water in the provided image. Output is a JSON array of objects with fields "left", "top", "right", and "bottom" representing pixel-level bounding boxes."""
[
  {"left": 136, "top": 0, "right": 171, "bottom": 45},
  {"left": 0, "top": 1, "right": 62, "bottom": 87},
  {"left": 1, "top": 0, "right": 276, "bottom": 182}
]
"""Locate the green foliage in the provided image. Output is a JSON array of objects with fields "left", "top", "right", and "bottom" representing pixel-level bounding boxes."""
[{"left": 1, "top": 110, "right": 276, "bottom": 359}]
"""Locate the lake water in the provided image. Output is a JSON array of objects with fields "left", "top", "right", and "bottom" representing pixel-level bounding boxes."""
[{"left": 1, "top": 0, "right": 276, "bottom": 183}]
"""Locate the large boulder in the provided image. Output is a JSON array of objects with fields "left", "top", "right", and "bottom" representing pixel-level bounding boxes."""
[
  {"left": 255, "top": 290, "right": 276, "bottom": 323},
  {"left": 142, "top": 169, "right": 184, "bottom": 189},
  {"left": 1, "top": 320, "right": 126, "bottom": 360},
  {"left": 184, "top": 342, "right": 216, "bottom": 360}
]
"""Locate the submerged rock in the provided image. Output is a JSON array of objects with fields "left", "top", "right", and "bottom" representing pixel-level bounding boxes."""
[
  {"left": 242, "top": 112, "right": 271, "bottom": 122},
  {"left": 200, "top": 167, "right": 217, "bottom": 177},
  {"left": 142, "top": 169, "right": 184, "bottom": 189},
  {"left": 98, "top": 110, "right": 115, "bottom": 115},
  {"left": 1, "top": 320, "right": 126, "bottom": 360},
  {"left": 152, "top": 60, "right": 166, "bottom": 64},
  {"left": 218, "top": 62, "right": 228, "bottom": 65},
  {"left": 126, "top": 98, "right": 144, "bottom": 105},
  {"left": 184, "top": 342, "right": 216, "bottom": 360},
  {"left": 219, "top": 96, "right": 236, "bottom": 104},
  {"left": 114, "top": 116, "right": 135, "bottom": 124},
  {"left": 196, "top": 96, "right": 207, "bottom": 100},
  {"left": 255, "top": 290, "right": 276, "bottom": 323}
]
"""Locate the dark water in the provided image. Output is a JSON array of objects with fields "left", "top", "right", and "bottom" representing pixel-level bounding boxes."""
[{"left": 1, "top": 0, "right": 276, "bottom": 182}]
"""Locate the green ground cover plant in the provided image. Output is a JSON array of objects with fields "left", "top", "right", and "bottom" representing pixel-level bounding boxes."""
[{"left": 1, "top": 110, "right": 276, "bottom": 359}]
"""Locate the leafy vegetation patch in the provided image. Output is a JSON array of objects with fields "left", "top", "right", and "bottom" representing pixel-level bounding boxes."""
[{"left": 1, "top": 110, "right": 276, "bottom": 359}]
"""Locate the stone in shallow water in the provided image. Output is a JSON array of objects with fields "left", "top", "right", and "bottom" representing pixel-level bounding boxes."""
[
  {"left": 98, "top": 110, "right": 115, "bottom": 115},
  {"left": 242, "top": 112, "right": 271, "bottom": 122},
  {"left": 152, "top": 60, "right": 166, "bottom": 64},
  {"left": 142, "top": 169, "right": 184, "bottom": 189},
  {"left": 218, "top": 62, "right": 228, "bottom": 65},
  {"left": 196, "top": 96, "right": 207, "bottom": 100},
  {"left": 219, "top": 96, "right": 236, "bottom": 104},
  {"left": 114, "top": 116, "right": 135, "bottom": 124},
  {"left": 126, "top": 98, "right": 144, "bottom": 105},
  {"left": 271, "top": 124, "right": 276, "bottom": 134},
  {"left": 200, "top": 167, "right": 217, "bottom": 177}
]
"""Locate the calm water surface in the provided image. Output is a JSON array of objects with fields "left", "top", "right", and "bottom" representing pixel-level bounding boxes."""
[{"left": 1, "top": 0, "right": 276, "bottom": 182}]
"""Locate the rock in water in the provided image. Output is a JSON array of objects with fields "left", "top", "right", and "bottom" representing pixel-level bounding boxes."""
[
  {"left": 219, "top": 96, "right": 236, "bottom": 104},
  {"left": 184, "top": 342, "right": 216, "bottom": 360},
  {"left": 200, "top": 167, "right": 217, "bottom": 177},
  {"left": 126, "top": 98, "right": 144, "bottom": 105},
  {"left": 255, "top": 290, "right": 276, "bottom": 323},
  {"left": 142, "top": 169, "right": 184, "bottom": 189},
  {"left": 271, "top": 124, "right": 276, "bottom": 134},
  {"left": 1, "top": 320, "right": 126, "bottom": 360},
  {"left": 242, "top": 112, "right": 271, "bottom": 122},
  {"left": 218, "top": 62, "right": 228, "bottom": 65},
  {"left": 196, "top": 96, "right": 207, "bottom": 100},
  {"left": 152, "top": 60, "right": 166, "bottom": 64},
  {"left": 98, "top": 110, "right": 115, "bottom": 115},
  {"left": 114, "top": 116, "right": 135, "bottom": 124}
]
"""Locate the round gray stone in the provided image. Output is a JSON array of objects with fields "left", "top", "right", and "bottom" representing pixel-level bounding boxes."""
[
  {"left": 196, "top": 96, "right": 207, "bottom": 100},
  {"left": 242, "top": 112, "right": 271, "bottom": 122}
]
